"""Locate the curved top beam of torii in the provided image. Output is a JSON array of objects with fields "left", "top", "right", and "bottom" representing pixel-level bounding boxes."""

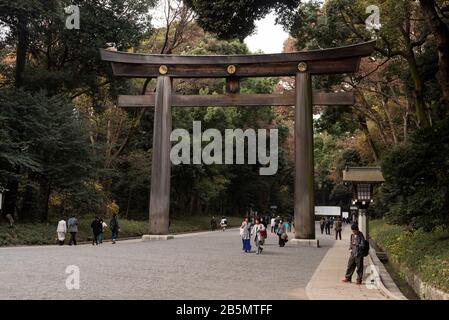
[{"left": 100, "top": 41, "right": 376, "bottom": 78}]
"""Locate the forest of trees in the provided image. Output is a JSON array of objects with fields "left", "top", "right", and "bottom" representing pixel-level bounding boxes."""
[{"left": 1, "top": 0, "right": 448, "bottom": 231}]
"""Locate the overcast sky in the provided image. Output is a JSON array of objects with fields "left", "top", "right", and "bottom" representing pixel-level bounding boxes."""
[
  {"left": 244, "top": 11, "right": 289, "bottom": 54},
  {"left": 150, "top": 4, "right": 289, "bottom": 54}
]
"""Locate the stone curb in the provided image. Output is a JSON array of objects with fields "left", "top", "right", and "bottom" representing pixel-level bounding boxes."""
[
  {"left": 289, "top": 238, "right": 320, "bottom": 247},
  {"left": 368, "top": 246, "right": 407, "bottom": 300},
  {"left": 393, "top": 263, "right": 449, "bottom": 300},
  {"left": 142, "top": 234, "right": 174, "bottom": 241}
]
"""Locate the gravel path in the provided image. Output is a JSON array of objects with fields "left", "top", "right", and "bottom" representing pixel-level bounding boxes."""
[{"left": 0, "top": 224, "right": 333, "bottom": 299}]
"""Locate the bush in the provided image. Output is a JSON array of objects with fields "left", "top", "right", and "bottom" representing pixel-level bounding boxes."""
[
  {"left": 380, "top": 118, "right": 449, "bottom": 230},
  {"left": 370, "top": 219, "right": 449, "bottom": 292}
]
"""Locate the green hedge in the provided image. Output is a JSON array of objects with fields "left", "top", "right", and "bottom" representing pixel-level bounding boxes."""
[
  {"left": 0, "top": 215, "right": 243, "bottom": 247},
  {"left": 370, "top": 219, "right": 449, "bottom": 292}
]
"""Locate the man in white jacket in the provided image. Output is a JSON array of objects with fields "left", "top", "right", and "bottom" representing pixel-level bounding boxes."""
[{"left": 56, "top": 218, "right": 67, "bottom": 246}]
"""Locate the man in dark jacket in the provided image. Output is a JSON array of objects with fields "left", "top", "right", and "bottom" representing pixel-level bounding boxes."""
[
  {"left": 91, "top": 216, "right": 102, "bottom": 245},
  {"left": 324, "top": 217, "right": 331, "bottom": 235},
  {"left": 342, "top": 224, "right": 366, "bottom": 284},
  {"left": 110, "top": 213, "right": 120, "bottom": 244}
]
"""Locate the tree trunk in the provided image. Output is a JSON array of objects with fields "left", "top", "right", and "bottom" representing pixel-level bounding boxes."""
[
  {"left": 15, "top": 13, "right": 28, "bottom": 88},
  {"left": 407, "top": 54, "right": 430, "bottom": 128},
  {"left": 20, "top": 185, "right": 35, "bottom": 221},
  {"left": 419, "top": 0, "right": 449, "bottom": 110},
  {"left": 39, "top": 181, "right": 51, "bottom": 222},
  {"left": 126, "top": 187, "right": 132, "bottom": 219},
  {"left": 383, "top": 99, "right": 398, "bottom": 144},
  {"left": 357, "top": 114, "right": 380, "bottom": 162}
]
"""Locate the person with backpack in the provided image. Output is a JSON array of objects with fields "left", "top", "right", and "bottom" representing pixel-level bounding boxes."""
[
  {"left": 252, "top": 218, "right": 266, "bottom": 254},
  {"left": 240, "top": 217, "right": 252, "bottom": 253},
  {"left": 342, "top": 224, "right": 368, "bottom": 284},
  {"left": 67, "top": 214, "right": 78, "bottom": 246},
  {"left": 335, "top": 216, "right": 343, "bottom": 240}
]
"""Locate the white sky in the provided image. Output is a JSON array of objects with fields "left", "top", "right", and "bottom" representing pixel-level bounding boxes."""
[
  {"left": 244, "top": 11, "right": 289, "bottom": 54},
  {"left": 150, "top": 4, "right": 289, "bottom": 54}
]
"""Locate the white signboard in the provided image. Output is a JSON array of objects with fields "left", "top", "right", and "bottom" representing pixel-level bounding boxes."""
[
  {"left": 342, "top": 211, "right": 349, "bottom": 219},
  {"left": 315, "top": 206, "right": 341, "bottom": 216}
]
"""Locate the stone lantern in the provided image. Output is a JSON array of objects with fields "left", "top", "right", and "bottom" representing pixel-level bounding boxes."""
[{"left": 342, "top": 167, "right": 384, "bottom": 238}]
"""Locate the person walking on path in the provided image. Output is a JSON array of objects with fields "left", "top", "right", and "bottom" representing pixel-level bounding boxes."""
[
  {"left": 67, "top": 214, "right": 78, "bottom": 246},
  {"left": 56, "top": 217, "right": 67, "bottom": 245},
  {"left": 335, "top": 216, "right": 343, "bottom": 240},
  {"left": 91, "top": 217, "right": 102, "bottom": 245},
  {"left": 287, "top": 215, "right": 293, "bottom": 232},
  {"left": 210, "top": 216, "right": 217, "bottom": 231},
  {"left": 270, "top": 217, "right": 276, "bottom": 233},
  {"left": 240, "top": 217, "right": 252, "bottom": 253},
  {"left": 319, "top": 217, "right": 325, "bottom": 234},
  {"left": 274, "top": 216, "right": 281, "bottom": 234},
  {"left": 252, "top": 218, "right": 266, "bottom": 254},
  {"left": 98, "top": 217, "right": 107, "bottom": 244},
  {"left": 277, "top": 219, "right": 288, "bottom": 247},
  {"left": 110, "top": 213, "right": 120, "bottom": 244},
  {"left": 342, "top": 224, "right": 366, "bottom": 284},
  {"left": 324, "top": 217, "right": 331, "bottom": 235},
  {"left": 220, "top": 216, "right": 227, "bottom": 231},
  {"left": 260, "top": 216, "right": 268, "bottom": 229},
  {"left": 283, "top": 220, "right": 289, "bottom": 233}
]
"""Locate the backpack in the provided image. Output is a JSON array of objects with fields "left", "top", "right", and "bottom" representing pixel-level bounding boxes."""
[{"left": 362, "top": 239, "right": 370, "bottom": 257}]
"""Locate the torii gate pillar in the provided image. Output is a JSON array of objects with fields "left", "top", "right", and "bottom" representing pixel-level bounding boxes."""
[
  {"left": 294, "top": 71, "right": 315, "bottom": 240},
  {"left": 149, "top": 76, "right": 172, "bottom": 235}
]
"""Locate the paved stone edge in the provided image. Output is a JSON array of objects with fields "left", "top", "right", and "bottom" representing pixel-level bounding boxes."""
[
  {"left": 289, "top": 239, "right": 320, "bottom": 248},
  {"left": 368, "top": 247, "right": 407, "bottom": 300},
  {"left": 142, "top": 234, "right": 174, "bottom": 241},
  {"left": 393, "top": 261, "right": 449, "bottom": 300}
]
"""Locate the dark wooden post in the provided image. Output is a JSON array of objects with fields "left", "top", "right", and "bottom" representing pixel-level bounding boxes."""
[
  {"left": 149, "top": 76, "right": 172, "bottom": 234},
  {"left": 225, "top": 77, "right": 240, "bottom": 94},
  {"left": 294, "top": 71, "right": 315, "bottom": 239}
]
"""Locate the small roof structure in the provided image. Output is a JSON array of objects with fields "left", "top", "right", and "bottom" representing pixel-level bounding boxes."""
[{"left": 342, "top": 167, "right": 385, "bottom": 183}]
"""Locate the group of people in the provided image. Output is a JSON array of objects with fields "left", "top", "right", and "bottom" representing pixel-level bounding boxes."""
[
  {"left": 319, "top": 216, "right": 344, "bottom": 240},
  {"left": 210, "top": 216, "right": 228, "bottom": 231},
  {"left": 55, "top": 213, "right": 120, "bottom": 246},
  {"left": 56, "top": 215, "right": 79, "bottom": 246},
  {"left": 270, "top": 215, "right": 292, "bottom": 235},
  {"left": 240, "top": 215, "right": 290, "bottom": 254}
]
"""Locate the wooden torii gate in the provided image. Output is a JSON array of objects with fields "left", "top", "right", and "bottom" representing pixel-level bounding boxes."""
[{"left": 100, "top": 41, "right": 375, "bottom": 244}]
